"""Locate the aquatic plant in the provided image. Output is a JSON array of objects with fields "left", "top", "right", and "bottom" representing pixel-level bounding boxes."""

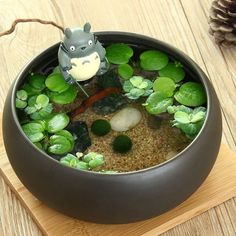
[
  {"left": 106, "top": 43, "right": 133, "bottom": 64},
  {"left": 174, "top": 82, "right": 207, "bottom": 107},
  {"left": 112, "top": 135, "right": 133, "bottom": 153},
  {"left": 168, "top": 105, "right": 207, "bottom": 139},
  {"left": 123, "top": 76, "right": 153, "bottom": 100},
  {"left": 91, "top": 119, "right": 111, "bottom": 136}
]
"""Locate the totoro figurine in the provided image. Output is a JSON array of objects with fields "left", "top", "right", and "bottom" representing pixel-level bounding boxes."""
[{"left": 58, "top": 22, "right": 108, "bottom": 84}]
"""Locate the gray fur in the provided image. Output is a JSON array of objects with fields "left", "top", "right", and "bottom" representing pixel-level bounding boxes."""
[{"left": 58, "top": 22, "right": 108, "bottom": 84}]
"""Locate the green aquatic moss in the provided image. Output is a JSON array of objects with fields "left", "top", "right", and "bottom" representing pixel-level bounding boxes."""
[
  {"left": 112, "top": 135, "right": 133, "bottom": 153},
  {"left": 91, "top": 119, "right": 111, "bottom": 136}
]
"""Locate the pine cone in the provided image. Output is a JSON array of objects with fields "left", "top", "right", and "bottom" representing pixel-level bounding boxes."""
[{"left": 209, "top": 0, "right": 236, "bottom": 47}]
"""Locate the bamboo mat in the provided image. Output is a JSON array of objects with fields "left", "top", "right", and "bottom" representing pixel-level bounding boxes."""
[{"left": 0, "top": 124, "right": 236, "bottom": 236}]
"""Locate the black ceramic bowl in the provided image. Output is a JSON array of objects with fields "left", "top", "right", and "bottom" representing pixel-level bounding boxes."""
[{"left": 3, "top": 32, "right": 222, "bottom": 224}]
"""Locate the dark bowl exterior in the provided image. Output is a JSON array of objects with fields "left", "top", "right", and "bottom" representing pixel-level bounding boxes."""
[{"left": 2, "top": 32, "right": 222, "bottom": 224}]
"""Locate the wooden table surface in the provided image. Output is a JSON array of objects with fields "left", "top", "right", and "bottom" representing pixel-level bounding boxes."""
[{"left": 0, "top": 0, "right": 236, "bottom": 235}]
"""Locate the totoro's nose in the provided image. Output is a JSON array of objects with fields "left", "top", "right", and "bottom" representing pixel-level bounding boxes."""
[{"left": 81, "top": 46, "right": 86, "bottom": 50}]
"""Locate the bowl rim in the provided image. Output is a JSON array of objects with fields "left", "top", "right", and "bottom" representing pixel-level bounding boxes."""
[{"left": 10, "top": 31, "right": 214, "bottom": 176}]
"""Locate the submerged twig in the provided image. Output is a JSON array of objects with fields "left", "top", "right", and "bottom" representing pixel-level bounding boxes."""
[{"left": 0, "top": 18, "right": 64, "bottom": 37}]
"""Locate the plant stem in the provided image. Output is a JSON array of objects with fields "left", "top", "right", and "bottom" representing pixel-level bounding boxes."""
[{"left": 0, "top": 18, "right": 64, "bottom": 37}]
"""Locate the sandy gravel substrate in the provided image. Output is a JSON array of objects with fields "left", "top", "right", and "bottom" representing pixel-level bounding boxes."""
[{"left": 76, "top": 104, "right": 190, "bottom": 172}]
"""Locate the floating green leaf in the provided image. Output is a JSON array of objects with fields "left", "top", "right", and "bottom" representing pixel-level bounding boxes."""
[
  {"left": 123, "top": 76, "right": 153, "bottom": 100},
  {"left": 174, "top": 82, "right": 207, "bottom": 107},
  {"left": 76, "top": 161, "right": 89, "bottom": 170},
  {"left": 24, "top": 106, "right": 37, "bottom": 115},
  {"left": 28, "top": 74, "right": 46, "bottom": 91},
  {"left": 15, "top": 98, "right": 27, "bottom": 109},
  {"left": 16, "top": 90, "right": 28, "bottom": 101},
  {"left": 140, "top": 50, "right": 169, "bottom": 71},
  {"left": 45, "top": 73, "right": 70, "bottom": 93},
  {"left": 153, "top": 77, "right": 177, "bottom": 97},
  {"left": 123, "top": 80, "right": 133, "bottom": 92},
  {"left": 82, "top": 152, "right": 105, "bottom": 169},
  {"left": 144, "top": 91, "right": 173, "bottom": 115},
  {"left": 48, "top": 134, "right": 72, "bottom": 155},
  {"left": 22, "top": 83, "right": 41, "bottom": 96},
  {"left": 118, "top": 64, "right": 133, "bottom": 80},
  {"left": 22, "top": 122, "right": 45, "bottom": 142},
  {"left": 49, "top": 85, "right": 77, "bottom": 104},
  {"left": 159, "top": 62, "right": 185, "bottom": 82},
  {"left": 106, "top": 43, "right": 133, "bottom": 64},
  {"left": 36, "top": 94, "right": 49, "bottom": 108},
  {"left": 130, "top": 76, "right": 143, "bottom": 87},
  {"left": 47, "top": 113, "right": 70, "bottom": 133},
  {"left": 174, "top": 111, "right": 191, "bottom": 124}
]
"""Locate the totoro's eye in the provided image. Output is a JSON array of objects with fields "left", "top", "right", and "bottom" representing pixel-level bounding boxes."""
[
  {"left": 88, "top": 40, "right": 93, "bottom": 46},
  {"left": 70, "top": 45, "right": 76, "bottom": 51}
]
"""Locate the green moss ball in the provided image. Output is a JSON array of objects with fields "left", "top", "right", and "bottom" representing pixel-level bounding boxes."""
[
  {"left": 112, "top": 135, "right": 133, "bottom": 153},
  {"left": 91, "top": 119, "right": 111, "bottom": 136}
]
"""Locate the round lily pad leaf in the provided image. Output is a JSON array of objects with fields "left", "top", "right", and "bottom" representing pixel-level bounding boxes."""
[
  {"left": 47, "top": 113, "right": 70, "bottom": 133},
  {"left": 21, "top": 122, "right": 45, "bottom": 142},
  {"left": 140, "top": 50, "right": 169, "bottom": 71},
  {"left": 144, "top": 91, "right": 173, "bottom": 115},
  {"left": 174, "top": 111, "right": 191, "bottom": 124},
  {"left": 22, "top": 122, "right": 45, "bottom": 134},
  {"left": 15, "top": 98, "right": 27, "bottom": 109},
  {"left": 48, "top": 135, "right": 72, "bottom": 155},
  {"left": 36, "top": 94, "right": 49, "bottom": 108},
  {"left": 153, "top": 77, "right": 176, "bottom": 97},
  {"left": 118, "top": 64, "right": 133, "bottom": 80},
  {"left": 76, "top": 161, "right": 89, "bottom": 170},
  {"left": 24, "top": 106, "right": 37, "bottom": 115},
  {"left": 159, "top": 62, "right": 185, "bottom": 82},
  {"left": 45, "top": 73, "right": 70, "bottom": 93},
  {"left": 56, "top": 130, "right": 74, "bottom": 146},
  {"left": 28, "top": 74, "right": 46, "bottom": 90},
  {"left": 26, "top": 133, "right": 45, "bottom": 143},
  {"left": 22, "top": 83, "right": 41, "bottom": 96},
  {"left": 49, "top": 85, "right": 77, "bottom": 105},
  {"left": 174, "top": 82, "right": 207, "bottom": 107},
  {"left": 123, "top": 80, "right": 133, "bottom": 92},
  {"left": 129, "top": 88, "right": 145, "bottom": 97},
  {"left": 106, "top": 43, "right": 133, "bottom": 64},
  {"left": 16, "top": 90, "right": 28, "bottom": 101},
  {"left": 130, "top": 76, "right": 143, "bottom": 87}
]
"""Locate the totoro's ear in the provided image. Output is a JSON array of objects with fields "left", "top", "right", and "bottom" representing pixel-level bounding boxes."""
[
  {"left": 83, "top": 22, "right": 91, "bottom": 33},
  {"left": 64, "top": 28, "right": 72, "bottom": 38}
]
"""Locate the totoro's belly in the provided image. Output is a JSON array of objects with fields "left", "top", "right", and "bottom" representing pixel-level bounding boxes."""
[{"left": 68, "top": 52, "right": 100, "bottom": 81}]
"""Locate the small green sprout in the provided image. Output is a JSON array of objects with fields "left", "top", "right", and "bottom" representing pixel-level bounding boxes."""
[
  {"left": 82, "top": 152, "right": 105, "bottom": 169},
  {"left": 60, "top": 152, "right": 105, "bottom": 171},
  {"left": 123, "top": 76, "right": 153, "bottom": 100}
]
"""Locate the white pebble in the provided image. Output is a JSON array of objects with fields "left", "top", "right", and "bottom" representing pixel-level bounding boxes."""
[{"left": 110, "top": 107, "right": 142, "bottom": 132}]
